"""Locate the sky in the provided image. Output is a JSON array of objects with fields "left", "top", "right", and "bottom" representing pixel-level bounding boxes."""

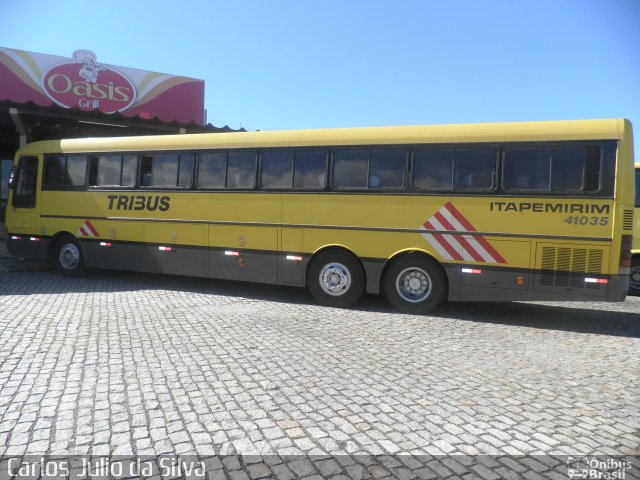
[{"left": 2, "top": 0, "right": 639, "bottom": 155}]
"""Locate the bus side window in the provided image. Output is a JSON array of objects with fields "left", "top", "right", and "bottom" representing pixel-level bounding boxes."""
[
  {"left": 65, "top": 156, "right": 87, "bottom": 187},
  {"left": 140, "top": 155, "right": 153, "bottom": 186},
  {"left": 369, "top": 149, "right": 406, "bottom": 189},
  {"left": 178, "top": 154, "right": 194, "bottom": 188},
  {"left": 89, "top": 155, "right": 137, "bottom": 187},
  {"left": 197, "top": 152, "right": 226, "bottom": 188},
  {"left": 226, "top": 151, "right": 257, "bottom": 188},
  {"left": 138, "top": 153, "right": 186, "bottom": 188},
  {"left": 503, "top": 147, "right": 551, "bottom": 191},
  {"left": 150, "top": 154, "right": 179, "bottom": 187},
  {"left": 293, "top": 150, "right": 327, "bottom": 189},
  {"left": 551, "top": 146, "right": 600, "bottom": 192},
  {"left": 43, "top": 156, "right": 65, "bottom": 189},
  {"left": 413, "top": 148, "right": 453, "bottom": 190},
  {"left": 332, "top": 150, "right": 369, "bottom": 189},
  {"left": 453, "top": 148, "right": 496, "bottom": 190},
  {"left": 122, "top": 155, "right": 137, "bottom": 187},
  {"left": 261, "top": 150, "right": 294, "bottom": 188}
]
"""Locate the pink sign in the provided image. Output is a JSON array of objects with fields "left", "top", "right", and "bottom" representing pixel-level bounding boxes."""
[{"left": 0, "top": 47, "right": 205, "bottom": 125}]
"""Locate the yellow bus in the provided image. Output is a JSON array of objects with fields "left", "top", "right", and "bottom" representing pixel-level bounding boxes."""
[
  {"left": 5, "top": 119, "right": 635, "bottom": 313},
  {"left": 631, "top": 164, "right": 640, "bottom": 295}
]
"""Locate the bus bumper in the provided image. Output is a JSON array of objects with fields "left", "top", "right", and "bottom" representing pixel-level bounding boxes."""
[{"left": 5, "top": 234, "right": 50, "bottom": 261}]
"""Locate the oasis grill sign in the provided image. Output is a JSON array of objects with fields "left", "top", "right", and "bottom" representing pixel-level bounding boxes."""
[
  {"left": 0, "top": 47, "right": 205, "bottom": 124},
  {"left": 43, "top": 50, "right": 136, "bottom": 113}
]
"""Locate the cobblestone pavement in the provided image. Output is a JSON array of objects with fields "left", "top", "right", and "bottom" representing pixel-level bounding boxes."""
[{"left": 0, "top": 270, "right": 638, "bottom": 479}]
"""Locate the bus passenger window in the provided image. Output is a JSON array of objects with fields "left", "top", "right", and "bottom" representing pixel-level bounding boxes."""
[
  {"left": 261, "top": 150, "right": 294, "bottom": 188},
  {"left": 153, "top": 154, "right": 178, "bottom": 187},
  {"left": 122, "top": 155, "right": 137, "bottom": 187},
  {"left": 294, "top": 150, "right": 327, "bottom": 189},
  {"left": 197, "top": 152, "right": 226, "bottom": 188},
  {"left": 503, "top": 147, "right": 551, "bottom": 191},
  {"left": 65, "top": 156, "right": 87, "bottom": 187},
  {"left": 332, "top": 150, "right": 368, "bottom": 189},
  {"left": 91, "top": 155, "right": 121, "bottom": 186},
  {"left": 178, "top": 154, "right": 194, "bottom": 188},
  {"left": 453, "top": 148, "right": 496, "bottom": 190},
  {"left": 89, "top": 155, "right": 137, "bottom": 187},
  {"left": 43, "top": 156, "right": 66, "bottom": 189},
  {"left": 140, "top": 154, "right": 184, "bottom": 187},
  {"left": 551, "top": 146, "right": 599, "bottom": 192},
  {"left": 140, "top": 155, "right": 153, "bottom": 186},
  {"left": 43, "top": 155, "right": 86, "bottom": 189},
  {"left": 413, "top": 148, "right": 453, "bottom": 190},
  {"left": 369, "top": 150, "right": 406, "bottom": 189},
  {"left": 226, "top": 151, "right": 256, "bottom": 188}
]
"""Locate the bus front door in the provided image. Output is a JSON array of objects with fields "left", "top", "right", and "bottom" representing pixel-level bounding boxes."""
[
  {"left": 6, "top": 156, "right": 47, "bottom": 260},
  {"left": 8, "top": 156, "right": 39, "bottom": 232}
]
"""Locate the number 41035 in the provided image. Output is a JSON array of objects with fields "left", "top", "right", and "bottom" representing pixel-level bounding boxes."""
[{"left": 563, "top": 216, "right": 608, "bottom": 226}]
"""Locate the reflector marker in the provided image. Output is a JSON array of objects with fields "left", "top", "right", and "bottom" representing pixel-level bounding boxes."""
[
  {"left": 158, "top": 246, "right": 174, "bottom": 252},
  {"left": 99, "top": 242, "right": 112, "bottom": 247},
  {"left": 461, "top": 268, "right": 482, "bottom": 274},
  {"left": 29, "top": 237, "right": 41, "bottom": 241},
  {"left": 286, "top": 255, "right": 303, "bottom": 261},
  {"left": 585, "top": 278, "right": 608, "bottom": 284},
  {"left": 11, "top": 236, "right": 22, "bottom": 240},
  {"left": 225, "top": 251, "right": 240, "bottom": 256}
]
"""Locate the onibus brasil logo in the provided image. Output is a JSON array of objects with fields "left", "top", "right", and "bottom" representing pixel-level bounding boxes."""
[
  {"left": 567, "top": 456, "right": 633, "bottom": 479},
  {"left": 42, "top": 49, "right": 136, "bottom": 113}
]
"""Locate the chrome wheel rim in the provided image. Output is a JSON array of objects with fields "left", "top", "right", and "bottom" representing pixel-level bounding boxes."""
[
  {"left": 396, "top": 267, "right": 431, "bottom": 303},
  {"left": 319, "top": 262, "right": 351, "bottom": 296},
  {"left": 59, "top": 243, "right": 80, "bottom": 270}
]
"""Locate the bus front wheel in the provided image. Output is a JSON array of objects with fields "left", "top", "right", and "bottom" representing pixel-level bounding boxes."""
[
  {"left": 307, "top": 251, "right": 364, "bottom": 308},
  {"left": 383, "top": 255, "right": 446, "bottom": 314},
  {"left": 55, "top": 236, "right": 86, "bottom": 277},
  {"left": 629, "top": 257, "right": 640, "bottom": 296}
]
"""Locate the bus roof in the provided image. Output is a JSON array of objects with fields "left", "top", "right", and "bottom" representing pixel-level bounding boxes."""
[{"left": 16, "top": 118, "right": 632, "bottom": 155}]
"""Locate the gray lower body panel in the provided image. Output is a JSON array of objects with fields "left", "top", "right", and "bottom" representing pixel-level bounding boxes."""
[
  {"left": 80, "top": 239, "right": 308, "bottom": 287},
  {"left": 445, "top": 265, "right": 625, "bottom": 302},
  {"left": 16, "top": 236, "right": 621, "bottom": 304}
]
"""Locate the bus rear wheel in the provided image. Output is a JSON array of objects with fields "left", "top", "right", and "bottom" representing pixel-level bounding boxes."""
[
  {"left": 55, "top": 236, "right": 86, "bottom": 277},
  {"left": 307, "top": 250, "right": 364, "bottom": 308},
  {"left": 629, "top": 257, "right": 640, "bottom": 296},
  {"left": 383, "top": 255, "right": 446, "bottom": 314}
]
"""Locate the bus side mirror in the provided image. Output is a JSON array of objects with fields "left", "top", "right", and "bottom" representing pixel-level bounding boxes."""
[{"left": 8, "top": 167, "right": 16, "bottom": 189}]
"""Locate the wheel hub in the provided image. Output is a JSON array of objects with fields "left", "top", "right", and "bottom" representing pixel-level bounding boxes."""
[
  {"left": 319, "top": 263, "right": 351, "bottom": 296},
  {"left": 397, "top": 267, "right": 432, "bottom": 303},
  {"left": 59, "top": 244, "right": 80, "bottom": 270}
]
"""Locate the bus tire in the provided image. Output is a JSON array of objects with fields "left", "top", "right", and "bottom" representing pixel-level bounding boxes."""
[
  {"left": 629, "top": 257, "right": 640, "bottom": 296},
  {"left": 307, "top": 250, "right": 364, "bottom": 308},
  {"left": 383, "top": 255, "right": 446, "bottom": 314},
  {"left": 55, "top": 235, "right": 86, "bottom": 277}
]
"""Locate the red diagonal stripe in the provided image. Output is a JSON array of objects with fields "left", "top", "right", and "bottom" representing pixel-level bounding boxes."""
[
  {"left": 443, "top": 202, "right": 507, "bottom": 264},
  {"left": 444, "top": 202, "right": 476, "bottom": 231},
  {"left": 424, "top": 221, "right": 463, "bottom": 261},
  {"left": 434, "top": 212, "right": 485, "bottom": 262},
  {"left": 84, "top": 220, "right": 99, "bottom": 237}
]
